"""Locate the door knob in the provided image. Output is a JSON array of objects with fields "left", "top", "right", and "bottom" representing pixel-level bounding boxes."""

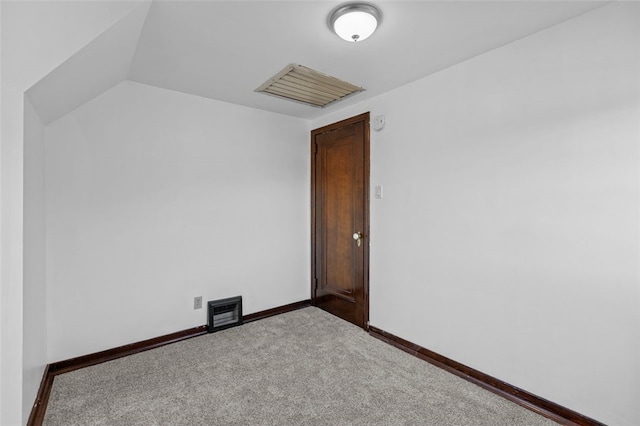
[{"left": 353, "top": 232, "right": 363, "bottom": 247}]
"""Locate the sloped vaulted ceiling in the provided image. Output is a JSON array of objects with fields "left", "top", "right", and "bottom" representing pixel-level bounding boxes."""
[
  {"left": 25, "top": 1, "right": 152, "bottom": 124},
  {"left": 26, "top": 0, "right": 607, "bottom": 124}
]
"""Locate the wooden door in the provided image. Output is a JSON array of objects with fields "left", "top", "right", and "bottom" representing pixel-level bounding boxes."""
[{"left": 311, "top": 113, "right": 369, "bottom": 329}]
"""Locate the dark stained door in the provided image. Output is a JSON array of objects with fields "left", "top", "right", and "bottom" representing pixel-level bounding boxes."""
[{"left": 311, "top": 113, "right": 369, "bottom": 329}]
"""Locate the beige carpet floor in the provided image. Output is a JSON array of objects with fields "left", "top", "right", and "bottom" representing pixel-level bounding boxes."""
[{"left": 44, "top": 307, "right": 557, "bottom": 425}]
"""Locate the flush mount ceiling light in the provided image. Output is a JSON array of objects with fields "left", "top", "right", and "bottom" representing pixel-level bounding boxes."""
[{"left": 329, "top": 3, "right": 381, "bottom": 43}]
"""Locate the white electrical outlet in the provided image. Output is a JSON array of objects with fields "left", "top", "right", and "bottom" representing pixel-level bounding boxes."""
[{"left": 194, "top": 296, "right": 202, "bottom": 310}]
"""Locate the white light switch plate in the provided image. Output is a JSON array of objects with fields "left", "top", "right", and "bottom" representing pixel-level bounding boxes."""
[{"left": 375, "top": 185, "right": 383, "bottom": 199}]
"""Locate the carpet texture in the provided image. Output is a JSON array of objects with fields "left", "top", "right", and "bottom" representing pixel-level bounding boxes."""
[{"left": 44, "top": 307, "right": 557, "bottom": 425}]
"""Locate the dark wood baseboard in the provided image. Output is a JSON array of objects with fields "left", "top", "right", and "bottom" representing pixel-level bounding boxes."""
[
  {"left": 49, "top": 299, "right": 311, "bottom": 376},
  {"left": 243, "top": 299, "right": 311, "bottom": 323},
  {"left": 28, "top": 325, "right": 209, "bottom": 426},
  {"left": 49, "top": 325, "right": 208, "bottom": 375},
  {"left": 368, "top": 326, "right": 606, "bottom": 426},
  {"left": 26, "top": 364, "right": 54, "bottom": 426},
  {"left": 27, "top": 299, "right": 311, "bottom": 425}
]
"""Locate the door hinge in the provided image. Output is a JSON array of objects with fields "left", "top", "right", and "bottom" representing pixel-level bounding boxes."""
[
  {"left": 314, "top": 277, "right": 318, "bottom": 290},
  {"left": 314, "top": 143, "right": 318, "bottom": 154}
]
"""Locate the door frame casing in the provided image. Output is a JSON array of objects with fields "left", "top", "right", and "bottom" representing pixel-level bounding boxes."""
[{"left": 310, "top": 112, "right": 370, "bottom": 329}]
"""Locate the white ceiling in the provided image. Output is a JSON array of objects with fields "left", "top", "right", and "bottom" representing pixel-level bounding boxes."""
[
  {"left": 26, "top": 1, "right": 151, "bottom": 124},
  {"left": 28, "top": 0, "right": 608, "bottom": 123}
]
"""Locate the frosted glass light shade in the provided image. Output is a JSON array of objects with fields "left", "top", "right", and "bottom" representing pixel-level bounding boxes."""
[{"left": 330, "top": 4, "right": 380, "bottom": 43}]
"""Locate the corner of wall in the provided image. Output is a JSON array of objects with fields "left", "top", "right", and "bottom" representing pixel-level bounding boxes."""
[{"left": 22, "top": 94, "right": 48, "bottom": 425}]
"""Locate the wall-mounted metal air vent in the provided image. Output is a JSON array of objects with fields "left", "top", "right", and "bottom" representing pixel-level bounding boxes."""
[
  {"left": 256, "top": 64, "right": 364, "bottom": 108},
  {"left": 207, "top": 296, "right": 243, "bottom": 333}
]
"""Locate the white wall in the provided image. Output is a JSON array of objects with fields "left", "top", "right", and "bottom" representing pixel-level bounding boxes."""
[
  {"left": 313, "top": 3, "right": 640, "bottom": 425},
  {"left": 45, "top": 81, "right": 310, "bottom": 362},
  {"left": 22, "top": 97, "right": 47, "bottom": 423},
  {"left": 1, "top": 2, "right": 144, "bottom": 424}
]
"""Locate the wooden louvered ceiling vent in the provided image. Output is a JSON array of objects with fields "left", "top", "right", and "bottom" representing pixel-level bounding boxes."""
[{"left": 255, "top": 64, "right": 365, "bottom": 108}]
